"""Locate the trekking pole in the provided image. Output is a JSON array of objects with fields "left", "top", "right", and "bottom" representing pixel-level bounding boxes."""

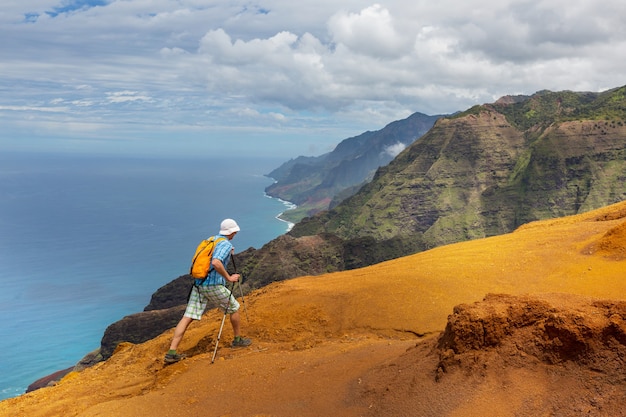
[
  {"left": 211, "top": 281, "right": 235, "bottom": 364},
  {"left": 237, "top": 276, "right": 249, "bottom": 323},
  {"left": 231, "top": 255, "right": 249, "bottom": 323}
]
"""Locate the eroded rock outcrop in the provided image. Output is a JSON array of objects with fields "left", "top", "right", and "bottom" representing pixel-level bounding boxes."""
[
  {"left": 437, "top": 293, "right": 626, "bottom": 374},
  {"left": 360, "top": 293, "right": 626, "bottom": 417}
]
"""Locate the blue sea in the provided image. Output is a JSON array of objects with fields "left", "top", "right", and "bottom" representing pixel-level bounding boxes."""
[{"left": 0, "top": 151, "right": 292, "bottom": 400}]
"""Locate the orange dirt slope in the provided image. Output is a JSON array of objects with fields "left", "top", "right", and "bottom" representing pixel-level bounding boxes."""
[{"left": 1, "top": 200, "right": 625, "bottom": 417}]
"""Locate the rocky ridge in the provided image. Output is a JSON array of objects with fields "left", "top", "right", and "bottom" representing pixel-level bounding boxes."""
[{"left": 265, "top": 111, "right": 441, "bottom": 222}]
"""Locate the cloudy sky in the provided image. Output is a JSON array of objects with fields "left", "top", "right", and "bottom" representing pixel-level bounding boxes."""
[{"left": 2, "top": 0, "right": 625, "bottom": 158}]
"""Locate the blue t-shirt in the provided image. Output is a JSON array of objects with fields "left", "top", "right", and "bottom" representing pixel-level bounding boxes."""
[{"left": 195, "top": 234, "right": 233, "bottom": 286}]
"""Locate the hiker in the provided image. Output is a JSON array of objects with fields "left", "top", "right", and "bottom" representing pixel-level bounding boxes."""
[{"left": 164, "top": 218, "right": 252, "bottom": 364}]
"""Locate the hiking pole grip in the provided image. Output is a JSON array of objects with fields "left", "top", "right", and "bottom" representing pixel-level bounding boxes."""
[{"left": 231, "top": 254, "right": 240, "bottom": 278}]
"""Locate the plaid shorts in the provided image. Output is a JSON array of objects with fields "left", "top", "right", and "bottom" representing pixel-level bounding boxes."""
[{"left": 184, "top": 284, "right": 240, "bottom": 320}]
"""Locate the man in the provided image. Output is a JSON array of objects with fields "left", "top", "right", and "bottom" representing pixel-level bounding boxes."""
[{"left": 164, "top": 218, "right": 252, "bottom": 364}]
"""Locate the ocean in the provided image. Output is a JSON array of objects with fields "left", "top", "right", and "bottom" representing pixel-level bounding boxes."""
[{"left": 0, "top": 151, "right": 292, "bottom": 400}]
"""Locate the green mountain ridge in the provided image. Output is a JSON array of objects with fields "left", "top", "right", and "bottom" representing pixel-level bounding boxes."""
[
  {"left": 239, "top": 86, "right": 626, "bottom": 287},
  {"left": 265, "top": 111, "right": 442, "bottom": 222}
]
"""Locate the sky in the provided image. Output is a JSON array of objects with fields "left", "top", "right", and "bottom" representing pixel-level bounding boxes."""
[{"left": 1, "top": 0, "right": 626, "bottom": 159}]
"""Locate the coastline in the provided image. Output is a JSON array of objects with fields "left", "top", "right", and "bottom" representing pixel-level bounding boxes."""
[
  {"left": 270, "top": 195, "right": 297, "bottom": 232},
  {"left": 263, "top": 175, "right": 297, "bottom": 232}
]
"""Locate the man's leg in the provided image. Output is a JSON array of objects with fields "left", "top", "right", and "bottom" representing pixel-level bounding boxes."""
[
  {"left": 169, "top": 316, "right": 194, "bottom": 351},
  {"left": 230, "top": 310, "right": 241, "bottom": 337},
  {"left": 230, "top": 309, "right": 251, "bottom": 347},
  {"left": 205, "top": 285, "right": 250, "bottom": 348},
  {"left": 165, "top": 285, "right": 207, "bottom": 363}
]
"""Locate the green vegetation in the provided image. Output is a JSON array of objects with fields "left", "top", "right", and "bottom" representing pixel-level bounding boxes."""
[
  {"left": 265, "top": 112, "right": 441, "bottom": 224},
  {"left": 496, "top": 87, "right": 626, "bottom": 130},
  {"left": 450, "top": 104, "right": 484, "bottom": 119},
  {"left": 247, "top": 85, "right": 626, "bottom": 283}
]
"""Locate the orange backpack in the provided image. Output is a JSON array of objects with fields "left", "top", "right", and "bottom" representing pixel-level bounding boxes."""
[{"left": 189, "top": 236, "right": 225, "bottom": 279}]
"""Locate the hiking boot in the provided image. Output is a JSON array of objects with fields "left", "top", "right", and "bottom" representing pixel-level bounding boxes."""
[
  {"left": 232, "top": 336, "right": 252, "bottom": 348},
  {"left": 164, "top": 352, "right": 186, "bottom": 364}
]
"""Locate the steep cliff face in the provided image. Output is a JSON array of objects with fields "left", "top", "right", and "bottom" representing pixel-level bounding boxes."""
[
  {"left": 291, "top": 87, "right": 626, "bottom": 255},
  {"left": 265, "top": 111, "right": 441, "bottom": 221},
  {"left": 507, "top": 119, "right": 626, "bottom": 221},
  {"left": 312, "top": 110, "right": 527, "bottom": 243}
]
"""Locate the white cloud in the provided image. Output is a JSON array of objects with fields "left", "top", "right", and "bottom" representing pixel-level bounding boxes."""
[
  {"left": 328, "top": 4, "right": 410, "bottom": 58},
  {"left": 106, "top": 91, "right": 152, "bottom": 104},
  {"left": 199, "top": 29, "right": 299, "bottom": 64},
  {"left": 383, "top": 142, "right": 406, "bottom": 158},
  {"left": 269, "top": 112, "right": 287, "bottom": 122},
  {"left": 0, "top": 105, "right": 65, "bottom": 112},
  {"left": 1, "top": 0, "right": 626, "bottom": 158}
]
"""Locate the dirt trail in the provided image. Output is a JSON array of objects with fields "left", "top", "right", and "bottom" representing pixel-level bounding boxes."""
[{"left": 1, "top": 201, "right": 625, "bottom": 417}]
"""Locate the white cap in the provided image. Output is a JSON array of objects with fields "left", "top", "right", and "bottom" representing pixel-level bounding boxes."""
[{"left": 219, "top": 218, "right": 240, "bottom": 235}]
